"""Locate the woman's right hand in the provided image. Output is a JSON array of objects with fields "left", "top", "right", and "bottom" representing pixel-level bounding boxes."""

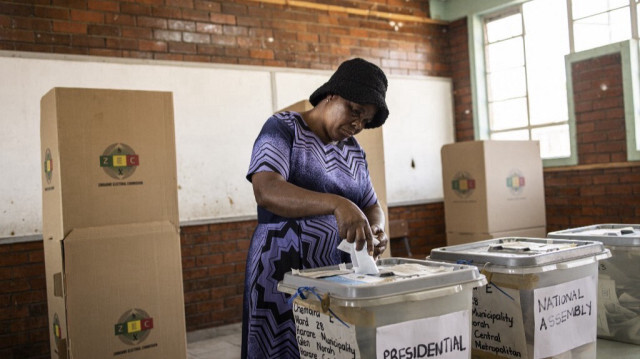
[{"left": 333, "top": 198, "right": 374, "bottom": 255}]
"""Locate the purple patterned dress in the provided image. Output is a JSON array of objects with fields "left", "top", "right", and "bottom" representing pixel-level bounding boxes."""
[{"left": 241, "top": 112, "right": 378, "bottom": 358}]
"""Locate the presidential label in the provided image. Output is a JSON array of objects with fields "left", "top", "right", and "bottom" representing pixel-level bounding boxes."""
[{"left": 376, "top": 310, "right": 470, "bottom": 359}]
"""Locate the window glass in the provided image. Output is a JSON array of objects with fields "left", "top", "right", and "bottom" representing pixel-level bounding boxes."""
[
  {"left": 573, "top": 7, "right": 631, "bottom": 52},
  {"left": 532, "top": 125, "right": 571, "bottom": 159},
  {"left": 483, "top": 0, "right": 570, "bottom": 161},
  {"left": 491, "top": 129, "right": 529, "bottom": 141},
  {"left": 489, "top": 98, "right": 528, "bottom": 130},
  {"left": 572, "top": 0, "right": 629, "bottom": 19},
  {"left": 524, "top": 0, "right": 569, "bottom": 126},
  {"left": 485, "top": 37, "right": 525, "bottom": 71},
  {"left": 487, "top": 67, "right": 527, "bottom": 101},
  {"left": 486, "top": 13, "right": 522, "bottom": 43}
]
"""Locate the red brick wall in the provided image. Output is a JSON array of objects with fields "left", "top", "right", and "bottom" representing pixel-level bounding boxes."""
[
  {"left": 572, "top": 53, "right": 627, "bottom": 164},
  {"left": 180, "top": 220, "right": 254, "bottom": 331},
  {"left": 0, "top": 0, "right": 446, "bottom": 75},
  {"left": 448, "top": 17, "right": 474, "bottom": 142},
  {"left": 545, "top": 165, "right": 640, "bottom": 231},
  {"left": 388, "top": 202, "right": 446, "bottom": 256},
  {"left": 0, "top": 241, "right": 49, "bottom": 359}
]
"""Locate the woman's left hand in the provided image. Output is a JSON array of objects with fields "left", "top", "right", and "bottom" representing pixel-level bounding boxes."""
[{"left": 370, "top": 224, "right": 388, "bottom": 258}]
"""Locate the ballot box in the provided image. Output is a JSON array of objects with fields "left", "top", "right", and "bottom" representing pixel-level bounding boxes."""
[
  {"left": 548, "top": 224, "right": 640, "bottom": 345},
  {"left": 430, "top": 238, "right": 611, "bottom": 359},
  {"left": 278, "top": 258, "right": 486, "bottom": 358}
]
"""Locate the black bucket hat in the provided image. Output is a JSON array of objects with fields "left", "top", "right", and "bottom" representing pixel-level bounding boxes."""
[{"left": 309, "top": 58, "right": 389, "bottom": 129}]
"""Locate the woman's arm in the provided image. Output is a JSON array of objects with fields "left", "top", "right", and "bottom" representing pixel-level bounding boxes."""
[{"left": 252, "top": 171, "right": 376, "bottom": 254}]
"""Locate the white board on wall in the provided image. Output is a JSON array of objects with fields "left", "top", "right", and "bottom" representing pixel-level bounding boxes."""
[
  {"left": 383, "top": 76, "right": 455, "bottom": 205},
  {"left": 0, "top": 51, "right": 454, "bottom": 239}
]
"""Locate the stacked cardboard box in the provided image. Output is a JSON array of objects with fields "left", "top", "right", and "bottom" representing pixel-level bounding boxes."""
[
  {"left": 40, "top": 88, "right": 187, "bottom": 359},
  {"left": 440, "top": 141, "right": 546, "bottom": 245}
]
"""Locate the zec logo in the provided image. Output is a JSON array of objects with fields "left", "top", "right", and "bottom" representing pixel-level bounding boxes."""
[
  {"left": 451, "top": 171, "right": 476, "bottom": 198},
  {"left": 44, "top": 148, "right": 53, "bottom": 184},
  {"left": 506, "top": 170, "right": 525, "bottom": 195},
  {"left": 99, "top": 143, "right": 139, "bottom": 180},
  {"left": 114, "top": 308, "right": 154, "bottom": 345}
]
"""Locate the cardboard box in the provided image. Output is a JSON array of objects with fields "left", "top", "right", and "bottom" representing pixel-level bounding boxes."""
[
  {"left": 278, "top": 100, "right": 391, "bottom": 257},
  {"left": 445, "top": 226, "right": 547, "bottom": 246},
  {"left": 40, "top": 88, "right": 179, "bottom": 238},
  {"left": 41, "top": 88, "right": 186, "bottom": 359},
  {"left": 44, "top": 222, "right": 187, "bottom": 359},
  {"left": 441, "top": 140, "right": 546, "bottom": 234}
]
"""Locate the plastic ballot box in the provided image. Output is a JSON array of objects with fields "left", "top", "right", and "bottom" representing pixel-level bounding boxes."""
[
  {"left": 278, "top": 257, "right": 486, "bottom": 359},
  {"left": 548, "top": 224, "right": 640, "bottom": 345},
  {"left": 429, "top": 238, "right": 611, "bottom": 359}
]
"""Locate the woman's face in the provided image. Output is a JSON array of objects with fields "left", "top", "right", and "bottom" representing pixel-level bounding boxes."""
[{"left": 325, "top": 95, "right": 377, "bottom": 142}]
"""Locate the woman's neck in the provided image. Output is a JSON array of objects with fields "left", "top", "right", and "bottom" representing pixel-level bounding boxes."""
[{"left": 301, "top": 107, "right": 333, "bottom": 145}]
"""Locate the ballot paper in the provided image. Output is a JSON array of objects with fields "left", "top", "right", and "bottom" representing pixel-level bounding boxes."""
[
  {"left": 291, "top": 264, "right": 352, "bottom": 279},
  {"left": 337, "top": 239, "right": 379, "bottom": 275},
  {"left": 387, "top": 263, "right": 454, "bottom": 277}
]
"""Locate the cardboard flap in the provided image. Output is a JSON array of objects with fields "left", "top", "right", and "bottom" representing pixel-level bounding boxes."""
[
  {"left": 41, "top": 88, "right": 179, "bottom": 232},
  {"left": 62, "top": 221, "right": 186, "bottom": 358}
]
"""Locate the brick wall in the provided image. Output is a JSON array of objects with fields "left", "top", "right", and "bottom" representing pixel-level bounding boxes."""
[
  {"left": 572, "top": 53, "right": 627, "bottom": 164},
  {"left": 0, "top": 0, "right": 446, "bottom": 75},
  {"left": 388, "top": 202, "right": 446, "bottom": 256},
  {"left": 180, "top": 220, "right": 253, "bottom": 331},
  {"left": 448, "top": 17, "right": 474, "bottom": 142},
  {"left": 545, "top": 165, "right": 640, "bottom": 231},
  {"left": 0, "top": 241, "right": 49, "bottom": 359}
]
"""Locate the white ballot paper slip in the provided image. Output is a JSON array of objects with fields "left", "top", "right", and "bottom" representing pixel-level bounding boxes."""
[{"left": 338, "top": 239, "right": 379, "bottom": 275}]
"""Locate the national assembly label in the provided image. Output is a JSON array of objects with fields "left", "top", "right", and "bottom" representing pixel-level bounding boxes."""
[{"left": 533, "top": 275, "right": 597, "bottom": 359}]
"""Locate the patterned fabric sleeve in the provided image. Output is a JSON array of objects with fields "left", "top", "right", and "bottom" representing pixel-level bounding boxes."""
[
  {"left": 246, "top": 115, "right": 293, "bottom": 182},
  {"left": 358, "top": 149, "right": 379, "bottom": 209}
]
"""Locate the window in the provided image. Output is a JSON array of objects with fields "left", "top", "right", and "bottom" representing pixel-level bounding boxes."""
[
  {"left": 570, "top": 0, "right": 633, "bottom": 52},
  {"left": 483, "top": 0, "right": 570, "bottom": 160},
  {"left": 467, "top": 0, "right": 640, "bottom": 165}
]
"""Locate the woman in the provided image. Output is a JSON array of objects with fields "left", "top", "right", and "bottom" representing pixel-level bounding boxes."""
[{"left": 242, "top": 58, "right": 390, "bottom": 358}]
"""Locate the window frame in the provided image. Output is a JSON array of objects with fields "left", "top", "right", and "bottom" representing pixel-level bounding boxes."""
[
  {"left": 469, "top": 2, "right": 578, "bottom": 167},
  {"left": 469, "top": 0, "right": 640, "bottom": 166}
]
